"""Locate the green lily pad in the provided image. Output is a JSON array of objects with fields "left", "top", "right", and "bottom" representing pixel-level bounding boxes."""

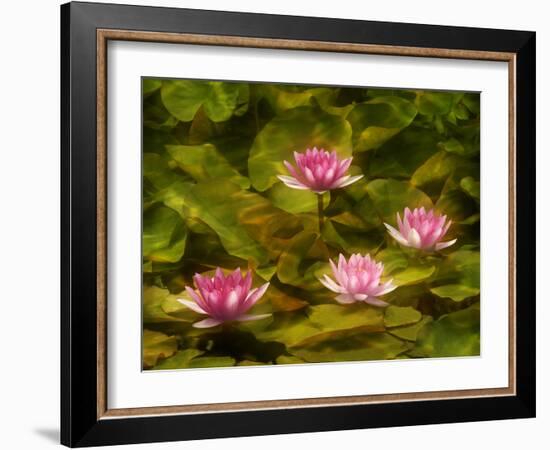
[
  {"left": 384, "top": 305, "right": 422, "bottom": 327},
  {"left": 388, "top": 315, "right": 433, "bottom": 342},
  {"left": 416, "top": 91, "right": 461, "bottom": 116},
  {"left": 143, "top": 205, "right": 188, "bottom": 263},
  {"left": 366, "top": 179, "right": 433, "bottom": 223},
  {"left": 290, "top": 332, "right": 408, "bottom": 363},
  {"left": 183, "top": 180, "right": 301, "bottom": 265},
  {"left": 411, "top": 151, "right": 459, "bottom": 196},
  {"left": 277, "top": 231, "right": 318, "bottom": 286},
  {"left": 411, "top": 302, "right": 480, "bottom": 357},
  {"left": 166, "top": 144, "right": 250, "bottom": 189},
  {"left": 267, "top": 183, "right": 329, "bottom": 214},
  {"left": 392, "top": 264, "right": 436, "bottom": 286},
  {"left": 143, "top": 285, "right": 193, "bottom": 324},
  {"left": 376, "top": 247, "right": 408, "bottom": 274},
  {"left": 143, "top": 79, "right": 162, "bottom": 96},
  {"left": 436, "top": 177, "right": 478, "bottom": 221},
  {"left": 439, "top": 137, "right": 466, "bottom": 155},
  {"left": 143, "top": 329, "right": 178, "bottom": 368},
  {"left": 252, "top": 313, "right": 324, "bottom": 348},
  {"left": 460, "top": 176, "right": 480, "bottom": 201},
  {"left": 368, "top": 127, "right": 440, "bottom": 178},
  {"left": 347, "top": 96, "right": 417, "bottom": 151},
  {"left": 437, "top": 249, "right": 480, "bottom": 289},
  {"left": 430, "top": 284, "right": 480, "bottom": 302},
  {"left": 308, "top": 304, "right": 385, "bottom": 333},
  {"left": 275, "top": 355, "right": 307, "bottom": 365},
  {"left": 154, "top": 348, "right": 204, "bottom": 370},
  {"left": 161, "top": 80, "right": 248, "bottom": 122},
  {"left": 186, "top": 356, "right": 236, "bottom": 368}
]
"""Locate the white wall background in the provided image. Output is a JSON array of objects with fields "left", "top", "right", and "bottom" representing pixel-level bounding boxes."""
[{"left": 0, "top": 0, "right": 545, "bottom": 448}]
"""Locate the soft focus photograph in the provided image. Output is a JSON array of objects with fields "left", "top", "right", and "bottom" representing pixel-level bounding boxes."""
[{"left": 142, "top": 78, "right": 481, "bottom": 370}]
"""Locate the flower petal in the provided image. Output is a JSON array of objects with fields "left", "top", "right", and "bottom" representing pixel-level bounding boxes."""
[
  {"left": 364, "top": 297, "right": 389, "bottom": 307},
  {"left": 435, "top": 238, "right": 457, "bottom": 251},
  {"left": 373, "top": 280, "right": 397, "bottom": 296},
  {"left": 384, "top": 223, "right": 409, "bottom": 246},
  {"left": 244, "top": 282, "right": 270, "bottom": 307},
  {"left": 335, "top": 294, "right": 357, "bottom": 304},
  {"left": 177, "top": 298, "right": 207, "bottom": 315},
  {"left": 193, "top": 318, "right": 223, "bottom": 328},
  {"left": 224, "top": 289, "right": 240, "bottom": 317},
  {"left": 333, "top": 174, "right": 364, "bottom": 189},
  {"left": 236, "top": 313, "right": 272, "bottom": 322},
  {"left": 407, "top": 228, "right": 422, "bottom": 248},
  {"left": 318, "top": 275, "right": 345, "bottom": 293},
  {"left": 185, "top": 286, "right": 210, "bottom": 312},
  {"left": 283, "top": 160, "right": 300, "bottom": 179},
  {"left": 277, "top": 175, "right": 311, "bottom": 190}
]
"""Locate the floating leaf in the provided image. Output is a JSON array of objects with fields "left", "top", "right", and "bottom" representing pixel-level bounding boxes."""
[
  {"left": 186, "top": 356, "right": 236, "bottom": 368},
  {"left": 183, "top": 180, "right": 302, "bottom": 265},
  {"left": 388, "top": 316, "right": 433, "bottom": 342},
  {"left": 258, "top": 84, "right": 315, "bottom": 113},
  {"left": 436, "top": 249, "right": 480, "bottom": 289},
  {"left": 263, "top": 283, "right": 309, "bottom": 312},
  {"left": 276, "top": 355, "right": 306, "bottom": 364},
  {"left": 411, "top": 151, "right": 459, "bottom": 196},
  {"left": 277, "top": 231, "right": 319, "bottom": 287},
  {"left": 143, "top": 285, "right": 195, "bottom": 323},
  {"left": 143, "top": 330, "right": 178, "bottom": 368},
  {"left": 143, "top": 79, "right": 162, "bottom": 96},
  {"left": 416, "top": 91, "right": 461, "bottom": 116},
  {"left": 161, "top": 80, "right": 249, "bottom": 122},
  {"left": 154, "top": 349, "right": 204, "bottom": 370},
  {"left": 376, "top": 247, "right": 408, "bottom": 274},
  {"left": 308, "top": 304, "right": 385, "bottom": 334},
  {"left": 143, "top": 205, "right": 188, "bottom": 263},
  {"left": 167, "top": 144, "right": 250, "bottom": 189},
  {"left": 430, "top": 284, "right": 480, "bottom": 302},
  {"left": 254, "top": 313, "right": 323, "bottom": 347},
  {"left": 393, "top": 264, "right": 435, "bottom": 286},
  {"left": 368, "top": 127, "right": 440, "bottom": 178},
  {"left": 411, "top": 303, "right": 480, "bottom": 357},
  {"left": 267, "top": 183, "right": 329, "bottom": 214},
  {"left": 460, "top": 176, "right": 480, "bottom": 201},
  {"left": 366, "top": 179, "right": 433, "bottom": 223},
  {"left": 347, "top": 96, "right": 417, "bottom": 151},
  {"left": 439, "top": 137, "right": 465, "bottom": 155},
  {"left": 462, "top": 93, "right": 480, "bottom": 115},
  {"left": 436, "top": 177, "right": 478, "bottom": 221},
  {"left": 384, "top": 305, "right": 422, "bottom": 327},
  {"left": 290, "top": 332, "right": 408, "bottom": 363}
]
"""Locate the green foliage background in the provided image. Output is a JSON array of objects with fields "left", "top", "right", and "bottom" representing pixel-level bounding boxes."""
[{"left": 142, "top": 78, "right": 481, "bottom": 370}]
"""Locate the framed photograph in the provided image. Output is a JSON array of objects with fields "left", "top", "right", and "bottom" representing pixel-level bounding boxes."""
[{"left": 61, "top": 1, "right": 536, "bottom": 447}]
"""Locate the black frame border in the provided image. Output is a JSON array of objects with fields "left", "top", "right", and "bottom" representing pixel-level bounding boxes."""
[{"left": 61, "top": 2, "right": 536, "bottom": 447}]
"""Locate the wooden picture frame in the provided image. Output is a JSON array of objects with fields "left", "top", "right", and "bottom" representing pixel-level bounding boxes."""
[{"left": 61, "top": 1, "right": 536, "bottom": 447}]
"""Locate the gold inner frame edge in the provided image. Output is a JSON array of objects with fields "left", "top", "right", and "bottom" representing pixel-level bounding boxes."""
[{"left": 96, "top": 29, "right": 517, "bottom": 420}]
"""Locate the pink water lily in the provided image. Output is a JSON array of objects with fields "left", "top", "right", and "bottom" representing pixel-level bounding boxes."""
[
  {"left": 319, "top": 253, "right": 396, "bottom": 307},
  {"left": 178, "top": 268, "right": 270, "bottom": 328},
  {"left": 384, "top": 207, "right": 457, "bottom": 251},
  {"left": 277, "top": 147, "right": 363, "bottom": 194}
]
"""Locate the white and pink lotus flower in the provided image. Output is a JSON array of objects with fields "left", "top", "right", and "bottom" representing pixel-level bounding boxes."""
[
  {"left": 319, "top": 253, "right": 397, "bottom": 307},
  {"left": 384, "top": 207, "right": 457, "bottom": 251},
  {"left": 178, "top": 268, "right": 270, "bottom": 328},
  {"left": 277, "top": 147, "right": 363, "bottom": 194}
]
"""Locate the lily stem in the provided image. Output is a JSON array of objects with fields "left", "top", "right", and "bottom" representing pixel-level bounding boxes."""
[{"left": 317, "top": 194, "right": 324, "bottom": 233}]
